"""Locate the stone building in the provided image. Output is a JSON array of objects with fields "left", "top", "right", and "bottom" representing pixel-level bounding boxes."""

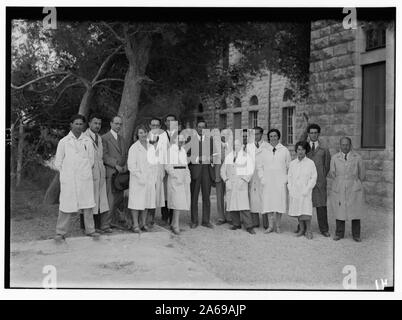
[{"left": 193, "top": 19, "right": 395, "bottom": 209}]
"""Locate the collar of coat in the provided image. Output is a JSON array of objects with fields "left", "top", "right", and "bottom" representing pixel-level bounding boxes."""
[
  {"left": 267, "top": 142, "right": 284, "bottom": 150},
  {"left": 67, "top": 131, "right": 88, "bottom": 141},
  {"left": 334, "top": 150, "right": 359, "bottom": 160}
]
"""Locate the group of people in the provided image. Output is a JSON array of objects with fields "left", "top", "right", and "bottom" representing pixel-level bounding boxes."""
[{"left": 54, "top": 113, "right": 366, "bottom": 243}]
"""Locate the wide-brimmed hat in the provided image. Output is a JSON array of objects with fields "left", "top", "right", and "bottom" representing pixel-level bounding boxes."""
[{"left": 113, "top": 171, "right": 130, "bottom": 191}]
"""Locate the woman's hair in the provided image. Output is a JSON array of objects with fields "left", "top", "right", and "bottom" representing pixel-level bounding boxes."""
[
  {"left": 267, "top": 128, "right": 281, "bottom": 140},
  {"left": 295, "top": 140, "right": 311, "bottom": 154},
  {"left": 134, "top": 124, "right": 148, "bottom": 140},
  {"left": 69, "top": 114, "right": 86, "bottom": 124}
]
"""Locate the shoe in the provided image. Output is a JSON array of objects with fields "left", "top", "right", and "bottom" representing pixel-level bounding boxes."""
[
  {"left": 87, "top": 232, "right": 100, "bottom": 240},
  {"left": 353, "top": 237, "right": 362, "bottom": 242},
  {"left": 321, "top": 231, "right": 331, "bottom": 237},
  {"left": 131, "top": 227, "right": 140, "bottom": 233},
  {"left": 295, "top": 230, "right": 305, "bottom": 237},
  {"left": 294, "top": 225, "right": 300, "bottom": 233},
  {"left": 264, "top": 227, "right": 274, "bottom": 234},
  {"left": 230, "top": 226, "right": 241, "bottom": 230},
  {"left": 101, "top": 228, "right": 113, "bottom": 233},
  {"left": 141, "top": 226, "right": 149, "bottom": 232},
  {"left": 54, "top": 235, "right": 65, "bottom": 243},
  {"left": 247, "top": 228, "right": 256, "bottom": 235},
  {"left": 201, "top": 222, "right": 214, "bottom": 229},
  {"left": 216, "top": 220, "right": 227, "bottom": 225},
  {"left": 333, "top": 235, "right": 342, "bottom": 241},
  {"left": 190, "top": 223, "right": 198, "bottom": 229},
  {"left": 305, "top": 231, "right": 313, "bottom": 240},
  {"left": 171, "top": 227, "right": 180, "bottom": 235},
  {"left": 276, "top": 227, "right": 282, "bottom": 234}
]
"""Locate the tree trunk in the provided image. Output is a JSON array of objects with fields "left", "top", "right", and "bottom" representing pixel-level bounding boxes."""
[
  {"left": 15, "top": 123, "right": 25, "bottom": 187},
  {"left": 118, "top": 34, "right": 152, "bottom": 145},
  {"left": 78, "top": 87, "right": 94, "bottom": 117}
]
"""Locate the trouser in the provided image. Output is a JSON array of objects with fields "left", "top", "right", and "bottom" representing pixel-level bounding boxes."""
[
  {"left": 316, "top": 206, "right": 329, "bottom": 233},
  {"left": 161, "top": 201, "right": 173, "bottom": 223},
  {"left": 147, "top": 208, "right": 156, "bottom": 226},
  {"left": 56, "top": 208, "right": 95, "bottom": 236},
  {"left": 267, "top": 212, "right": 282, "bottom": 230},
  {"left": 104, "top": 177, "right": 124, "bottom": 228},
  {"left": 216, "top": 181, "right": 230, "bottom": 221},
  {"left": 297, "top": 215, "right": 312, "bottom": 234},
  {"left": 190, "top": 167, "right": 211, "bottom": 225},
  {"left": 171, "top": 210, "right": 181, "bottom": 230},
  {"left": 262, "top": 214, "right": 269, "bottom": 229},
  {"left": 131, "top": 209, "right": 148, "bottom": 229},
  {"left": 335, "top": 219, "right": 361, "bottom": 238},
  {"left": 250, "top": 212, "right": 260, "bottom": 228},
  {"left": 231, "top": 210, "right": 253, "bottom": 229}
]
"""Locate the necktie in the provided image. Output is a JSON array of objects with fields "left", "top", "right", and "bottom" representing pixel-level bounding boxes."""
[
  {"left": 95, "top": 134, "right": 98, "bottom": 147},
  {"left": 311, "top": 142, "right": 315, "bottom": 152},
  {"left": 273, "top": 147, "right": 276, "bottom": 154},
  {"left": 344, "top": 153, "right": 347, "bottom": 161},
  {"left": 256, "top": 142, "right": 259, "bottom": 148}
]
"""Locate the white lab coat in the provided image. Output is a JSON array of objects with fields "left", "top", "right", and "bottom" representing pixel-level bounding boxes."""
[
  {"left": 257, "top": 143, "right": 291, "bottom": 214},
  {"left": 287, "top": 157, "right": 317, "bottom": 217},
  {"left": 248, "top": 141, "right": 269, "bottom": 213},
  {"left": 54, "top": 131, "right": 95, "bottom": 213},
  {"left": 220, "top": 149, "right": 255, "bottom": 211},
  {"left": 165, "top": 144, "right": 191, "bottom": 210},
  {"left": 84, "top": 129, "right": 109, "bottom": 215},
  {"left": 127, "top": 140, "right": 158, "bottom": 210}
]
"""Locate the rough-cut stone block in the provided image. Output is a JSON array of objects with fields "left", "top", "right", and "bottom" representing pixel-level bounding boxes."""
[
  {"left": 337, "top": 55, "right": 355, "bottom": 68},
  {"left": 333, "top": 43, "right": 348, "bottom": 56},
  {"left": 330, "top": 22, "right": 344, "bottom": 34},
  {"left": 320, "top": 26, "right": 331, "bottom": 38},
  {"left": 311, "top": 29, "right": 321, "bottom": 40},
  {"left": 313, "top": 36, "right": 329, "bottom": 50},
  {"left": 365, "top": 169, "right": 383, "bottom": 182},
  {"left": 344, "top": 88, "right": 355, "bottom": 100},
  {"left": 329, "top": 32, "right": 342, "bottom": 46},
  {"left": 339, "top": 29, "right": 357, "bottom": 42}
]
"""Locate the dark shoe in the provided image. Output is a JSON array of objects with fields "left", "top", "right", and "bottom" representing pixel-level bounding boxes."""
[
  {"left": 295, "top": 230, "right": 305, "bottom": 237},
  {"left": 254, "top": 224, "right": 260, "bottom": 228},
  {"left": 201, "top": 222, "right": 214, "bottom": 229},
  {"left": 305, "top": 231, "right": 313, "bottom": 240},
  {"left": 216, "top": 220, "right": 227, "bottom": 225},
  {"left": 353, "top": 237, "right": 362, "bottom": 242},
  {"left": 294, "top": 224, "right": 300, "bottom": 233},
  {"left": 171, "top": 227, "right": 180, "bottom": 235},
  {"left": 230, "top": 226, "right": 241, "bottom": 230},
  {"left": 333, "top": 235, "right": 342, "bottom": 241},
  {"left": 321, "top": 231, "right": 331, "bottom": 237},
  {"left": 247, "top": 228, "right": 256, "bottom": 235},
  {"left": 54, "top": 235, "right": 65, "bottom": 243},
  {"left": 101, "top": 228, "right": 113, "bottom": 234},
  {"left": 190, "top": 223, "right": 198, "bottom": 229},
  {"left": 141, "top": 226, "right": 149, "bottom": 232},
  {"left": 87, "top": 232, "right": 100, "bottom": 240},
  {"left": 276, "top": 227, "right": 282, "bottom": 234},
  {"left": 264, "top": 227, "right": 274, "bottom": 234}
]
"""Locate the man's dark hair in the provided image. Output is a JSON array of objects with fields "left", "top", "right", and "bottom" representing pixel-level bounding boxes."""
[
  {"left": 295, "top": 140, "right": 311, "bottom": 154},
  {"left": 110, "top": 115, "right": 122, "bottom": 124},
  {"left": 196, "top": 118, "right": 207, "bottom": 126},
  {"left": 340, "top": 136, "right": 352, "bottom": 144},
  {"left": 150, "top": 117, "right": 161, "bottom": 125},
  {"left": 307, "top": 123, "right": 321, "bottom": 134},
  {"left": 253, "top": 126, "right": 264, "bottom": 134},
  {"left": 165, "top": 114, "right": 177, "bottom": 121},
  {"left": 88, "top": 113, "right": 102, "bottom": 122},
  {"left": 267, "top": 128, "right": 281, "bottom": 140},
  {"left": 70, "top": 114, "right": 86, "bottom": 124}
]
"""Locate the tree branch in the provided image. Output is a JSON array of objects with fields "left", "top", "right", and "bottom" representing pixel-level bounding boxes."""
[
  {"left": 102, "top": 22, "right": 125, "bottom": 43},
  {"left": 52, "top": 81, "right": 83, "bottom": 106},
  {"left": 93, "top": 78, "right": 125, "bottom": 86},
  {"left": 27, "top": 74, "right": 73, "bottom": 93},
  {"left": 98, "top": 84, "right": 123, "bottom": 96},
  {"left": 92, "top": 44, "right": 124, "bottom": 83},
  {"left": 11, "top": 72, "right": 71, "bottom": 90}
]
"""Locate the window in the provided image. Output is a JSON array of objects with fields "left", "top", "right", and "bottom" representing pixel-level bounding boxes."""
[
  {"left": 234, "top": 97, "right": 242, "bottom": 108},
  {"left": 219, "top": 99, "right": 227, "bottom": 110},
  {"left": 219, "top": 114, "right": 227, "bottom": 130},
  {"left": 366, "top": 27, "right": 386, "bottom": 51},
  {"left": 233, "top": 112, "right": 242, "bottom": 129},
  {"left": 282, "top": 107, "right": 295, "bottom": 145},
  {"left": 249, "top": 111, "right": 258, "bottom": 128},
  {"left": 362, "top": 62, "right": 386, "bottom": 148},
  {"left": 198, "top": 103, "right": 204, "bottom": 113},
  {"left": 249, "top": 95, "right": 259, "bottom": 106}
]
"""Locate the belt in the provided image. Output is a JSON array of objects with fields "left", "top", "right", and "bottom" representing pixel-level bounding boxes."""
[{"left": 173, "top": 166, "right": 186, "bottom": 169}]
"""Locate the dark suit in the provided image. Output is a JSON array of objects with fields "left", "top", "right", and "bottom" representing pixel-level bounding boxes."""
[
  {"left": 188, "top": 134, "right": 215, "bottom": 225},
  {"left": 102, "top": 130, "right": 128, "bottom": 228},
  {"left": 307, "top": 141, "right": 331, "bottom": 233}
]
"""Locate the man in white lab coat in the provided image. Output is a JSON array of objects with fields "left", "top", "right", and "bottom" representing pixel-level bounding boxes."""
[
  {"left": 54, "top": 114, "right": 100, "bottom": 242},
  {"left": 84, "top": 114, "right": 110, "bottom": 232}
]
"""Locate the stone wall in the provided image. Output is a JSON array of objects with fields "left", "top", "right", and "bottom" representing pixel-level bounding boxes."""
[{"left": 308, "top": 20, "right": 394, "bottom": 210}]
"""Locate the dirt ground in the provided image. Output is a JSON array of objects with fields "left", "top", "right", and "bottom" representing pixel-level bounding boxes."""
[{"left": 10, "top": 182, "right": 394, "bottom": 290}]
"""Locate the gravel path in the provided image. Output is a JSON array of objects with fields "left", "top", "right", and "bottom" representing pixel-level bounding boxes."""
[{"left": 11, "top": 187, "right": 393, "bottom": 290}]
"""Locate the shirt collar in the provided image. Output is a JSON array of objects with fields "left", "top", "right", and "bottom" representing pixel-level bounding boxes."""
[
  {"left": 68, "top": 131, "right": 84, "bottom": 140},
  {"left": 310, "top": 140, "right": 319, "bottom": 148},
  {"left": 110, "top": 129, "right": 118, "bottom": 140}
]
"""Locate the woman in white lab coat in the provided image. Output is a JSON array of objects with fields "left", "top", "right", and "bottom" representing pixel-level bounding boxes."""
[
  {"left": 257, "top": 129, "right": 291, "bottom": 233},
  {"left": 127, "top": 125, "right": 158, "bottom": 233},
  {"left": 54, "top": 114, "right": 99, "bottom": 242},
  {"left": 288, "top": 141, "right": 317, "bottom": 240},
  {"left": 164, "top": 134, "right": 191, "bottom": 235},
  {"left": 220, "top": 132, "right": 255, "bottom": 234}
]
